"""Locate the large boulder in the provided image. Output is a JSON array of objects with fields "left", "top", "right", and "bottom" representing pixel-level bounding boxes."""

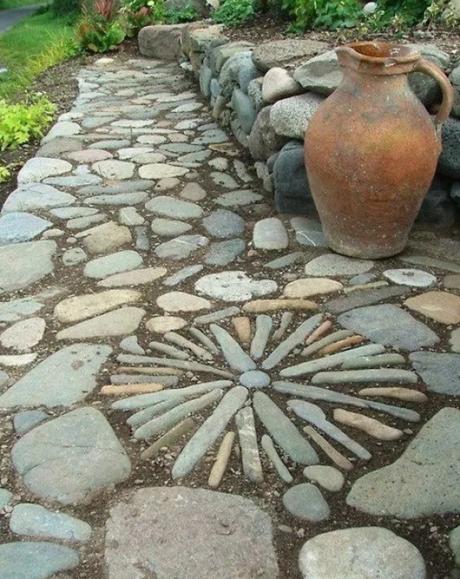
[
  {"left": 252, "top": 38, "right": 328, "bottom": 72},
  {"left": 273, "top": 141, "right": 314, "bottom": 214},
  {"left": 219, "top": 51, "right": 255, "bottom": 98},
  {"left": 439, "top": 117, "right": 460, "bottom": 179},
  {"left": 247, "top": 77, "right": 264, "bottom": 113},
  {"left": 293, "top": 50, "right": 341, "bottom": 96},
  {"left": 231, "top": 88, "right": 256, "bottom": 134},
  {"left": 209, "top": 41, "right": 253, "bottom": 75},
  {"left": 262, "top": 67, "right": 303, "bottom": 104},
  {"left": 270, "top": 93, "right": 323, "bottom": 139},
  {"left": 416, "top": 176, "right": 457, "bottom": 228},
  {"left": 181, "top": 23, "right": 227, "bottom": 57},
  {"left": 138, "top": 24, "right": 186, "bottom": 61},
  {"left": 248, "top": 106, "right": 287, "bottom": 161}
]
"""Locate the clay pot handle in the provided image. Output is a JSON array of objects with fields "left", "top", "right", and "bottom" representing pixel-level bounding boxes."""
[{"left": 414, "top": 58, "right": 454, "bottom": 126}]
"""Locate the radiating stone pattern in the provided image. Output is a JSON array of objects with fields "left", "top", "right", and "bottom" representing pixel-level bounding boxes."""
[{"left": 0, "top": 53, "right": 458, "bottom": 577}]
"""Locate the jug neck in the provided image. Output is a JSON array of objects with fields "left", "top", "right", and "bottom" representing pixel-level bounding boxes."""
[{"left": 336, "top": 42, "right": 420, "bottom": 77}]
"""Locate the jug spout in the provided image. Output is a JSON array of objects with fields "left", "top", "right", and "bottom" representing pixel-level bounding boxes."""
[{"left": 336, "top": 41, "right": 420, "bottom": 76}]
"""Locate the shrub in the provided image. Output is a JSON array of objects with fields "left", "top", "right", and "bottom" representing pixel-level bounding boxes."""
[
  {"left": 77, "top": 0, "right": 126, "bottom": 52},
  {"left": 51, "top": 0, "right": 82, "bottom": 15},
  {"left": 0, "top": 166, "right": 11, "bottom": 183},
  {"left": 0, "top": 97, "right": 57, "bottom": 151},
  {"left": 212, "top": 0, "right": 257, "bottom": 26},
  {"left": 165, "top": 3, "right": 200, "bottom": 23},
  {"left": 313, "top": 0, "right": 361, "bottom": 29}
]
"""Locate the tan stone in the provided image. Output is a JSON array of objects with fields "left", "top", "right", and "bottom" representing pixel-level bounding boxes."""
[
  {"left": 450, "top": 327, "right": 460, "bottom": 353},
  {"left": 305, "top": 319, "right": 333, "bottom": 345},
  {"left": 118, "top": 366, "right": 184, "bottom": 376},
  {"left": 232, "top": 316, "right": 251, "bottom": 344},
  {"left": 140, "top": 418, "right": 195, "bottom": 460},
  {"left": 283, "top": 278, "right": 343, "bottom": 299},
  {"left": 82, "top": 221, "right": 132, "bottom": 255},
  {"left": 444, "top": 274, "right": 460, "bottom": 289},
  {"left": 333, "top": 409, "right": 403, "bottom": 441},
  {"left": 156, "top": 292, "right": 211, "bottom": 312},
  {"left": 319, "top": 335, "right": 364, "bottom": 355},
  {"left": 98, "top": 267, "right": 167, "bottom": 287},
  {"left": 303, "top": 426, "right": 353, "bottom": 471},
  {"left": 404, "top": 290, "right": 460, "bottom": 324},
  {"left": 208, "top": 431, "right": 235, "bottom": 489},
  {"left": 358, "top": 387, "right": 428, "bottom": 403},
  {"left": 54, "top": 289, "right": 141, "bottom": 323},
  {"left": 146, "top": 316, "right": 187, "bottom": 333},
  {"left": 100, "top": 383, "right": 164, "bottom": 396},
  {"left": 243, "top": 299, "right": 317, "bottom": 313}
]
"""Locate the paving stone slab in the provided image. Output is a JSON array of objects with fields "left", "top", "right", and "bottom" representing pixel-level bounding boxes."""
[
  {"left": 105, "top": 486, "right": 278, "bottom": 579},
  {"left": 409, "top": 351, "right": 460, "bottom": 396},
  {"left": 2, "top": 183, "right": 75, "bottom": 213},
  {"left": 0, "top": 542, "right": 80, "bottom": 578},
  {"left": 12, "top": 407, "right": 131, "bottom": 505},
  {"left": 195, "top": 271, "right": 277, "bottom": 302},
  {"left": 0, "top": 343, "right": 112, "bottom": 408},
  {"left": 0, "top": 241, "right": 57, "bottom": 294},
  {"left": 57, "top": 307, "right": 145, "bottom": 340}
]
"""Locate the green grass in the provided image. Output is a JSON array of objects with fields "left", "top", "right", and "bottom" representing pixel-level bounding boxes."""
[
  {"left": 0, "top": 10, "right": 78, "bottom": 100},
  {"left": 0, "top": 0, "right": 47, "bottom": 9}
]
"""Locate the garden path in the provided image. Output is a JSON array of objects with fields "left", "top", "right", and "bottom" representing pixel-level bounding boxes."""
[
  {"left": 0, "top": 4, "right": 41, "bottom": 34},
  {"left": 0, "top": 54, "right": 459, "bottom": 578}
]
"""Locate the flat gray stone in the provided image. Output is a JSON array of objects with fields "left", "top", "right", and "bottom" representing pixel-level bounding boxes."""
[
  {"left": 45, "top": 174, "right": 102, "bottom": 187},
  {"left": 253, "top": 217, "right": 289, "bottom": 250},
  {"left": 253, "top": 391, "right": 318, "bottom": 464},
  {"left": 84, "top": 192, "right": 148, "bottom": 206},
  {"left": 195, "top": 271, "right": 277, "bottom": 302},
  {"left": 0, "top": 344, "right": 112, "bottom": 408},
  {"left": 0, "top": 317, "right": 45, "bottom": 351},
  {"left": 17, "top": 157, "right": 72, "bottom": 184},
  {"left": 57, "top": 307, "right": 145, "bottom": 340},
  {"left": 82, "top": 221, "right": 132, "bottom": 255},
  {"left": 409, "top": 352, "right": 460, "bottom": 396},
  {"left": 104, "top": 487, "right": 278, "bottom": 579},
  {"left": 118, "top": 207, "right": 145, "bottom": 225},
  {"left": 139, "top": 163, "right": 189, "bottom": 179},
  {"left": 204, "top": 238, "right": 245, "bottom": 266},
  {"left": 338, "top": 304, "right": 440, "bottom": 351},
  {"left": 151, "top": 218, "right": 192, "bottom": 237},
  {"left": 99, "top": 267, "right": 167, "bottom": 288},
  {"left": 283, "top": 483, "right": 329, "bottom": 521},
  {"left": 0, "top": 542, "right": 79, "bottom": 578},
  {"left": 12, "top": 407, "right": 131, "bottom": 505},
  {"left": 55, "top": 289, "right": 141, "bottom": 323},
  {"left": 347, "top": 407, "right": 460, "bottom": 517},
  {"left": 239, "top": 370, "right": 270, "bottom": 388},
  {"left": 0, "top": 488, "right": 12, "bottom": 508},
  {"left": 13, "top": 410, "right": 48, "bottom": 434},
  {"left": 2, "top": 183, "right": 75, "bottom": 213},
  {"left": 216, "top": 189, "right": 263, "bottom": 207},
  {"left": 52, "top": 207, "right": 98, "bottom": 219},
  {"left": 305, "top": 254, "right": 374, "bottom": 276},
  {"left": 252, "top": 38, "right": 328, "bottom": 71},
  {"left": 93, "top": 160, "right": 135, "bottom": 180},
  {"left": 0, "top": 297, "right": 44, "bottom": 322},
  {"left": 210, "top": 324, "right": 256, "bottom": 372},
  {"left": 236, "top": 407, "right": 263, "bottom": 483},
  {"left": 84, "top": 250, "right": 143, "bottom": 279},
  {"left": 303, "top": 465, "right": 345, "bottom": 491},
  {"left": 202, "top": 209, "right": 245, "bottom": 239},
  {"left": 155, "top": 234, "right": 209, "bottom": 260},
  {"left": 10, "top": 503, "right": 92, "bottom": 542},
  {"left": 146, "top": 195, "right": 203, "bottom": 219},
  {"left": 450, "top": 526, "right": 460, "bottom": 567},
  {"left": 298, "top": 527, "right": 426, "bottom": 579},
  {"left": 63, "top": 247, "right": 87, "bottom": 266},
  {"left": 383, "top": 268, "right": 436, "bottom": 287},
  {"left": 163, "top": 264, "right": 203, "bottom": 287},
  {"left": 0, "top": 241, "right": 57, "bottom": 294},
  {"left": 326, "top": 286, "right": 409, "bottom": 314}
]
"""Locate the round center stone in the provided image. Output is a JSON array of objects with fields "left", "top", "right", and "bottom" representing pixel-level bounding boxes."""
[{"left": 239, "top": 370, "right": 271, "bottom": 389}]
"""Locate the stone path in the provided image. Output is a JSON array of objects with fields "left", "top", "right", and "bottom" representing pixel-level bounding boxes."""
[{"left": 0, "top": 54, "right": 459, "bottom": 578}]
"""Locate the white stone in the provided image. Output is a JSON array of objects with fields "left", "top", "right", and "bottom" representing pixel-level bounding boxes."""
[
  {"left": 195, "top": 271, "right": 278, "bottom": 302},
  {"left": 17, "top": 158, "right": 72, "bottom": 185},
  {"left": 157, "top": 291, "right": 211, "bottom": 312},
  {"left": 383, "top": 268, "right": 436, "bottom": 288},
  {"left": 0, "top": 317, "right": 45, "bottom": 351}
]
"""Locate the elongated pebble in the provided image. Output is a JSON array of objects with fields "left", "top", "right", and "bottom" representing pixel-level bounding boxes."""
[
  {"left": 116, "top": 355, "right": 233, "bottom": 378},
  {"left": 128, "top": 398, "right": 185, "bottom": 428},
  {"left": 236, "top": 407, "right": 263, "bottom": 483},
  {"left": 288, "top": 399, "right": 371, "bottom": 460},
  {"left": 141, "top": 418, "right": 195, "bottom": 460},
  {"left": 111, "top": 374, "right": 178, "bottom": 386},
  {"left": 343, "top": 281, "right": 388, "bottom": 293},
  {"left": 261, "top": 434, "right": 293, "bottom": 483},
  {"left": 281, "top": 344, "right": 385, "bottom": 377},
  {"left": 358, "top": 386, "right": 428, "bottom": 403},
  {"left": 253, "top": 391, "right": 318, "bottom": 464},
  {"left": 341, "top": 353, "right": 406, "bottom": 369},
  {"left": 208, "top": 431, "right": 235, "bottom": 488},
  {"left": 262, "top": 314, "right": 323, "bottom": 370},
  {"left": 318, "top": 335, "right": 364, "bottom": 355},
  {"left": 134, "top": 389, "right": 223, "bottom": 440},
  {"left": 148, "top": 341, "right": 189, "bottom": 360},
  {"left": 100, "top": 383, "right": 164, "bottom": 396},
  {"left": 311, "top": 369, "right": 418, "bottom": 385},
  {"left": 303, "top": 426, "right": 353, "bottom": 471},
  {"left": 301, "top": 330, "right": 354, "bottom": 357},
  {"left": 243, "top": 299, "right": 317, "bottom": 313},
  {"left": 333, "top": 408, "right": 403, "bottom": 441},
  {"left": 118, "top": 366, "right": 184, "bottom": 375},
  {"left": 172, "top": 386, "right": 249, "bottom": 478},
  {"left": 272, "top": 311, "right": 293, "bottom": 342},
  {"left": 164, "top": 332, "right": 213, "bottom": 361},
  {"left": 194, "top": 306, "right": 240, "bottom": 325},
  {"left": 305, "top": 319, "right": 333, "bottom": 345},
  {"left": 112, "top": 380, "right": 233, "bottom": 410},
  {"left": 210, "top": 324, "right": 255, "bottom": 372},
  {"left": 250, "top": 315, "right": 272, "bottom": 360},
  {"left": 232, "top": 316, "right": 251, "bottom": 344},
  {"left": 188, "top": 327, "right": 219, "bottom": 354}
]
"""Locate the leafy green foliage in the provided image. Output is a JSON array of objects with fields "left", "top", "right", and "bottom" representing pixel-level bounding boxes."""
[
  {"left": 313, "top": 0, "right": 361, "bottom": 29},
  {"left": 212, "top": 0, "right": 256, "bottom": 26},
  {"left": 0, "top": 166, "right": 11, "bottom": 183},
  {"left": 51, "top": 0, "right": 82, "bottom": 15},
  {"left": 165, "top": 3, "right": 199, "bottom": 23},
  {"left": 0, "top": 97, "right": 56, "bottom": 151}
]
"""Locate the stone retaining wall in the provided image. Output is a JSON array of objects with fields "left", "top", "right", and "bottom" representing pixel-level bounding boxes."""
[{"left": 140, "top": 23, "right": 460, "bottom": 227}]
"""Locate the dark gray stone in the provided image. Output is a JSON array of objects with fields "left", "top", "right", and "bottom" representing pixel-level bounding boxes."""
[
  {"left": 439, "top": 117, "right": 460, "bottom": 179},
  {"left": 252, "top": 38, "right": 328, "bottom": 72},
  {"left": 417, "top": 177, "right": 457, "bottom": 228},
  {"left": 326, "top": 286, "right": 410, "bottom": 314},
  {"left": 273, "top": 141, "right": 313, "bottom": 214},
  {"left": 248, "top": 106, "right": 287, "bottom": 161},
  {"left": 283, "top": 483, "right": 329, "bottom": 521},
  {"left": 409, "top": 351, "right": 460, "bottom": 396},
  {"left": 231, "top": 88, "right": 256, "bottom": 134},
  {"left": 202, "top": 209, "right": 245, "bottom": 238},
  {"left": 338, "top": 304, "right": 439, "bottom": 351},
  {"left": 204, "top": 238, "right": 245, "bottom": 266}
]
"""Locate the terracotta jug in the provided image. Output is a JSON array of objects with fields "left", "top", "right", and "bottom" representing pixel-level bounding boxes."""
[{"left": 304, "top": 41, "right": 454, "bottom": 258}]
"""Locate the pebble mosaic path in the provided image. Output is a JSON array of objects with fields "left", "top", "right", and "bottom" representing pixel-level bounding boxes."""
[{"left": 0, "top": 54, "right": 459, "bottom": 578}]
